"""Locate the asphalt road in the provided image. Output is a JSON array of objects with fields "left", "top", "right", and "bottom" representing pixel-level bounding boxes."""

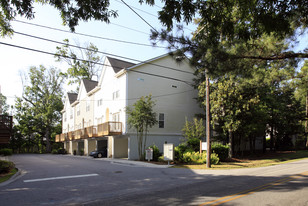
[{"left": 1, "top": 154, "right": 308, "bottom": 206}]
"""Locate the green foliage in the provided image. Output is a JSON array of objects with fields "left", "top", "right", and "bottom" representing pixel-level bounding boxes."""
[
  {"left": 73, "top": 150, "right": 77, "bottom": 155},
  {"left": 0, "top": 0, "right": 118, "bottom": 36},
  {"left": 14, "top": 66, "right": 64, "bottom": 153},
  {"left": 0, "top": 93, "right": 9, "bottom": 114},
  {"left": 51, "top": 149, "right": 58, "bottom": 154},
  {"left": 126, "top": 95, "right": 157, "bottom": 160},
  {"left": 55, "top": 39, "right": 102, "bottom": 88},
  {"left": 181, "top": 151, "right": 219, "bottom": 165},
  {"left": 148, "top": 145, "right": 160, "bottom": 161},
  {"left": 0, "top": 160, "right": 15, "bottom": 174},
  {"left": 79, "top": 149, "right": 84, "bottom": 156},
  {"left": 182, "top": 118, "right": 205, "bottom": 152},
  {"left": 0, "top": 148, "right": 13, "bottom": 156},
  {"left": 174, "top": 143, "right": 188, "bottom": 162},
  {"left": 211, "top": 143, "right": 229, "bottom": 162},
  {"left": 158, "top": 155, "right": 165, "bottom": 162}
]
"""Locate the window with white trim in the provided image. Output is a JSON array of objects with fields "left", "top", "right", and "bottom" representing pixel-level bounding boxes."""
[
  {"left": 112, "top": 90, "right": 120, "bottom": 100},
  {"left": 86, "top": 101, "right": 90, "bottom": 112}
]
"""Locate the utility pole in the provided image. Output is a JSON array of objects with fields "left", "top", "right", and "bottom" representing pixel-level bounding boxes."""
[{"left": 205, "top": 71, "right": 211, "bottom": 168}]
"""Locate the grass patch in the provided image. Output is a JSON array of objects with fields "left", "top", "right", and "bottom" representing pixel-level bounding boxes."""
[
  {"left": 0, "top": 168, "right": 18, "bottom": 184},
  {"left": 173, "top": 150, "right": 308, "bottom": 170}
]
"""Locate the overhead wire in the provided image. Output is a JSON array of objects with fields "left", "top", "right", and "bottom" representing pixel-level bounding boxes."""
[
  {"left": 13, "top": 20, "right": 166, "bottom": 48},
  {"left": 0, "top": 41, "right": 194, "bottom": 86},
  {"left": 13, "top": 31, "right": 194, "bottom": 74}
]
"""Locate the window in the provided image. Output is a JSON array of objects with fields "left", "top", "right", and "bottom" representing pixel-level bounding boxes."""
[
  {"left": 76, "top": 105, "right": 80, "bottom": 116},
  {"left": 97, "top": 99, "right": 103, "bottom": 107},
  {"left": 86, "top": 101, "right": 90, "bottom": 112},
  {"left": 112, "top": 90, "right": 120, "bottom": 100},
  {"left": 63, "top": 112, "right": 67, "bottom": 122},
  {"left": 70, "top": 109, "right": 73, "bottom": 119},
  {"left": 159, "top": 113, "right": 164, "bottom": 128}
]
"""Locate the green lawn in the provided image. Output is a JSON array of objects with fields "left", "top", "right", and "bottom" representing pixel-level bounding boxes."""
[
  {"left": 173, "top": 150, "right": 308, "bottom": 169},
  {"left": 0, "top": 168, "right": 18, "bottom": 184}
]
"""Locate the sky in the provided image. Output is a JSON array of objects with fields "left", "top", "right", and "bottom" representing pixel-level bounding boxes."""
[
  {"left": 0, "top": 1, "right": 307, "bottom": 109},
  {"left": 0, "top": 1, "right": 196, "bottom": 107}
]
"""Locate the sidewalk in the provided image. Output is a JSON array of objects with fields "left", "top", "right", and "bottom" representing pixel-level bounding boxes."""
[
  {"left": 70, "top": 154, "right": 172, "bottom": 168},
  {"left": 103, "top": 158, "right": 173, "bottom": 168}
]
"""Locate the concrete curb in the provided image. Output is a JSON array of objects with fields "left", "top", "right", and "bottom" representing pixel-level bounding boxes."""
[{"left": 0, "top": 168, "right": 25, "bottom": 187}]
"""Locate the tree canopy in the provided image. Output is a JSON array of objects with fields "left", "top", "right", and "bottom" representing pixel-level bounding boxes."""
[
  {"left": 0, "top": 0, "right": 117, "bottom": 36},
  {"left": 55, "top": 39, "right": 102, "bottom": 88},
  {"left": 14, "top": 65, "right": 64, "bottom": 153},
  {"left": 126, "top": 95, "right": 157, "bottom": 160}
]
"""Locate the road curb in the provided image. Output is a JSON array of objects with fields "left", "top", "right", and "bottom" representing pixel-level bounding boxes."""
[{"left": 0, "top": 168, "right": 25, "bottom": 187}]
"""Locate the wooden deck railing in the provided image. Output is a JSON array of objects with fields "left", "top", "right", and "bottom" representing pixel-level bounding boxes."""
[
  {"left": 97, "top": 121, "right": 122, "bottom": 136},
  {"left": 57, "top": 122, "right": 122, "bottom": 142}
]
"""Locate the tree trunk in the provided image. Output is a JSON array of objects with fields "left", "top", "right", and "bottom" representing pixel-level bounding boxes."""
[
  {"left": 263, "top": 135, "right": 266, "bottom": 153},
  {"left": 228, "top": 130, "right": 233, "bottom": 158},
  {"left": 45, "top": 128, "right": 51, "bottom": 153},
  {"left": 305, "top": 92, "right": 308, "bottom": 147}
]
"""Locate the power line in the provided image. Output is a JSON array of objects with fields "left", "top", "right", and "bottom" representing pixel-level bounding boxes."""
[
  {"left": 13, "top": 20, "right": 167, "bottom": 48},
  {"left": 14, "top": 31, "right": 194, "bottom": 74},
  {"left": 0, "top": 41, "right": 194, "bottom": 86},
  {"left": 120, "top": 0, "right": 157, "bottom": 32}
]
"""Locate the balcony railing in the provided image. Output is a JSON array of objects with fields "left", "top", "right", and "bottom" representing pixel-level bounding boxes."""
[
  {"left": 98, "top": 121, "right": 122, "bottom": 136},
  {"left": 56, "top": 122, "right": 122, "bottom": 142},
  {"left": 87, "top": 126, "right": 98, "bottom": 138},
  {"left": 68, "top": 131, "right": 75, "bottom": 140}
]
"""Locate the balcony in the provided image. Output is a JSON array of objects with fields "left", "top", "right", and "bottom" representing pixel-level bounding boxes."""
[
  {"left": 98, "top": 121, "right": 122, "bottom": 136},
  {"left": 55, "top": 133, "right": 68, "bottom": 142},
  {"left": 87, "top": 126, "right": 98, "bottom": 138},
  {"left": 56, "top": 122, "right": 122, "bottom": 142},
  {"left": 68, "top": 131, "right": 75, "bottom": 140},
  {"left": 75, "top": 128, "right": 90, "bottom": 140}
]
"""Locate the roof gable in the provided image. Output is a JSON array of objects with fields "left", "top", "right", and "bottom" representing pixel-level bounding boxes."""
[
  {"left": 67, "top": 93, "right": 78, "bottom": 104},
  {"left": 107, "top": 56, "right": 135, "bottom": 73},
  {"left": 82, "top": 79, "right": 98, "bottom": 93}
]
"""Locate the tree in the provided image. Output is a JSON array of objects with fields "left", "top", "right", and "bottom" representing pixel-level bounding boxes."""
[
  {"left": 0, "top": 0, "right": 117, "bottom": 36},
  {"left": 182, "top": 118, "right": 206, "bottom": 152},
  {"left": 15, "top": 65, "right": 64, "bottom": 153},
  {"left": 293, "top": 61, "right": 308, "bottom": 146},
  {"left": 55, "top": 39, "right": 102, "bottom": 87},
  {"left": 0, "top": 93, "right": 9, "bottom": 114},
  {"left": 147, "top": 1, "right": 307, "bottom": 76},
  {"left": 126, "top": 95, "right": 157, "bottom": 160}
]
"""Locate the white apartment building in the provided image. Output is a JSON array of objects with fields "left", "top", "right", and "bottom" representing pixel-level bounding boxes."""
[{"left": 56, "top": 54, "right": 203, "bottom": 159}]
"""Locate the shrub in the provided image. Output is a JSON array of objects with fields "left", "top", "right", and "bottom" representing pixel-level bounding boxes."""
[
  {"left": 0, "top": 148, "right": 13, "bottom": 156},
  {"left": 181, "top": 151, "right": 220, "bottom": 165},
  {"left": 58, "top": 148, "right": 67, "bottom": 154},
  {"left": 211, "top": 143, "right": 229, "bottom": 162},
  {"left": 79, "top": 149, "right": 84, "bottom": 156},
  {"left": 148, "top": 145, "right": 161, "bottom": 161},
  {"left": 158, "top": 155, "right": 165, "bottom": 162},
  {"left": 51, "top": 149, "right": 58, "bottom": 154},
  {"left": 174, "top": 143, "right": 188, "bottom": 162},
  {"left": 73, "top": 150, "right": 77, "bottom": 155},
  {"left": 0, "top": 160, "right": 15, "bottom": 174}
]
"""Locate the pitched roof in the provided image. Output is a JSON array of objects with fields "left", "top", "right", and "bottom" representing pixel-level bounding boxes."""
[
  {"left": 67, "top": 93, "right": 78, "bottom": 104},
  {"left": 107, "top": 56, "right": 135, "bottom": 73},
  {"left": 82, "top": 79, "right": 98, "bottom": 93}
]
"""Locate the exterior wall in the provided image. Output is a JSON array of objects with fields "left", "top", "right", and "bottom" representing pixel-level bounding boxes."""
[
  {"left": 62, "top": 95, "right": 75, "bottom": 133},
  {"left": 126, "top": 55, "right": 203, "bottom": 135},
  {"left": 113, "top": 137, "right": 128, "bottom": 158},
  {"left": 128, "top": 133, "right": 183, "bottom": 160},
  {"left": 94, "top": 59, "right": 127, "bottom": 128},
  {"left": 108, "top": 136, "right": 113, "bottom": 158}
]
